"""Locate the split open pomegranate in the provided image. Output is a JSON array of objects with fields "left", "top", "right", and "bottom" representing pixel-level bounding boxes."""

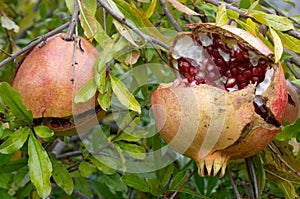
[
  {"left": 12, "top": 33, "right": 105, "bottom": 136},
  {"left": 151, "top": 23, "right": 288, "bottom": 176}
]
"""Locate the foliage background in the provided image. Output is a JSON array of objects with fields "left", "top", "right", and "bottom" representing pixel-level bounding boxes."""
[{"left": 0, "top": 0, "right": 300, "bottom": 198}]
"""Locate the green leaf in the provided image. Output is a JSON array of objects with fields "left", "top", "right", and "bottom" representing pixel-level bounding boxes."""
[
  {"left": 146, "top": 177, "right": 163, "bottom": 196},
  {"left": 227, "top": 9, "right": 239, "bottom": 20},
  {"left": 110, "top": 75, "right": 141, "bottom": 114},
  {"left": 90, "top": 156, "right": 116, "bottom": 175},
  {"left": 0, "top": 123, "right": 3, "bottom": 139},
  {"left": 99, "top": 173, "right": 128, "bottom": 192},
  {"left": 251, "top": 11, "right": 294, "bottom": 31},
  {"left": 117, "top": 142, "right": 146, "bottom": 160},
  {"left": 82, "top": 0, "right": 97, "bottom": 15},
  {"left": 144, "top": 0, "right": 158, "bottom": 18},
  {"left": 13, "top": 166, "right": 30, "bottom": 188},
  {"left": 276, "top": 118, "right": 300, "bottom": 141},
  {"left": 94, "top": 21, "right": 112, "bottom": 48},
  {"left": 0, "top": 82, "right": 32, "bottom": 124},
  {"left": 0, "top": 127, "right": 29, "bottom": 154},
  {"left": 276, "top": 30, "right": 300, "bottom": 54},
  {"left": 52, "top": 163, "right": 73, "bottom": 195},
  {"left": 215, "top": 4, "right": 228, "bottom": 26},
  {"left": 78, "top": 0, "right": 98, "bottom": 39},
  {"left": 74, "top": 78, "right": 97, "bottom": 103},
  {"left": 0, "top": 173, "right": 13, "bottom": 189},
  {"left": 97, "top": 78, "right": 112, "bottom": 111},
  {"left": 79, "top": 161, "right": 96, "bottom": 178},
  {"left": 28, "top": 134, "right": 52, "bottom": 198},
  {"left": 157, "top": 164, "right": 174, "bottom": 187},
  {"left": 34, "top": 126, "right": 54, "bottom": 139},
  {"left": 1, "top": 15, "right": 19, "bottom": 32},
  {"left": 115, "top": 144, "right": 127, "bottom": 173},
  {"left": 172, "top": 188, "right": 210, "bottom": 199},
  {"left": 65, "top": 0, "right": 75, "bottom": 13},
  {"left": 0, "top": 189, "right": 14, "bottom": 199},
  {"left": 269, "top": 27, "right": 283, "bottom": 63},
  {"left": 121, "top": 174, "right": 149, "bottom": 192},
  {"left": 170, "top": 170, "right": 188, "bottom": 189}
]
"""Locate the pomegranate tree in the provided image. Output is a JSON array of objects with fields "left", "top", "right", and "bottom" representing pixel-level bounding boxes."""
[
  {"left": 151, "top": 23, "right": 288, "bottom": 176},
  {"left": 12, "top": 33, "right": 105, "bottom": 136}
]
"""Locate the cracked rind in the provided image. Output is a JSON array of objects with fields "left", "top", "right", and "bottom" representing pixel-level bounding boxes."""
[{"left": 152, "top": 23, "right": 288, "bottom": 177}]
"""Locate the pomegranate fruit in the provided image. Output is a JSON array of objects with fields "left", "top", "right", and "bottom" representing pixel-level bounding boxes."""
[
  {"left": 12, "top": 33, "right": 105, "bottom": 136},
  {"left": 151, "top": 23, "right": 288, "bottom": 176}
]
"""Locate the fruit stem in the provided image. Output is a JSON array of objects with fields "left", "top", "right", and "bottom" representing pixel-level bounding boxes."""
[{"left": 64, "top": 0, "right": 79, "bottom": 41}]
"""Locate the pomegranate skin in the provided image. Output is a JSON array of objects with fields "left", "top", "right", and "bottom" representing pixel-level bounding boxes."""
[
  {"left": 13, "top": 33, "right": 105, "bottom": 135},
  {"left": 284, "top": 80, "right": 299, "bottom": 124},
  {"left": 151, "top": 23, "right": 288, "bottom": 177}
]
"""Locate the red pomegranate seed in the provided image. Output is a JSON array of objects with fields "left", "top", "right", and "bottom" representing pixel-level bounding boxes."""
[
  {"left": 251, "top": 76, "right": 259, "bottom": 83},
  {"left": 189, "top": 67, "right": 198, "bottom": 76},
  {"left": 229, "top": 61, "right": 237, "bottom": 69},
  {"left": 230, "top": 49, "right": 235, "bottom": 58},
  {"left": 225, "top": 77, "right": 237, "bottom": 88},
  {"left": 243, "top": 70, "right": 252, "bottom": 80},
  {"left": 252, "top": 68, "right": 261, "bottom": 76},
  {"left": 212, "top": 33, "right": 220, "bottom": 40},
  {"left": 238, "top": 83, "right": 247, "bottom": 89},
  {"left": 235, "top": 49, "right": 244, "bottom": 62},
  {"left": 218, "top": 66, "right": 226, "bottom": 75},
  {"left": 238, "top": 67, "right": 246, "bottom": 74},
  {"left": 215, "top": 57, "right": 226, "bottom": 67},
  {"left": 193, "top": 35, "right": 202, "bottom": 46},
  {"left": 225, "top": 70, "right": 232, "bottom": 78},
  {"left": 258, "top": 58, "right": 266, "bottom": 66},
  {"left": 51, "top": 122, "right": 60, "bottom": 128},
  {"left": 212, "top": 49, "right": 220, "bottom": 58},
  {"left": 237, "top": 75, "right": 247, "bottom": 83},
  {"left": 214, "top": 38, "right": 221, "bottom": 46},
  {"left": 238, "top": 43, "right": 247, "bottom": 52},
  {"left": 206, "top": 46, "right": 213, "bottom": 54},
  {"left": 195, "top": 75, "right": 205, "bottom": 84},
  {"left": 231, "top": 68, "right": 238, "bottom": 76},
  {"left": 242, "top": 51, "right": 249, "bottom": 59}
]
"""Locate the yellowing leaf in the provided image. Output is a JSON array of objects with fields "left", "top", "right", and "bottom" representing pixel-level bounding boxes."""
[
  {"left": 78, "top": 0, "right": 97, "bottom": 39},
  {"left": 144, "top": 0, "right": 158, "bottom": 18},
  {"left": 216, "top": 4, "right": 228, "bottom": 26},
  {"left": 110, "top": 75, "right": 141, "bottom": 114},
  {"left": 276, "top": 31, "right": 300, "bottom": 54},
  {"left": 1, "top": 15, "right": 19, "bottom": 32},
  {"left": 251, "top": 11, "right": 294, "bottom": 31},
  {"left": 270, "top": 27, "right": 283, "bottom": 63},
  {"left": 167, "top": 0, "right": 200, "bottom": 15},
  {"left": 246, "top": 18, "right": 257, "bottom": 35}
]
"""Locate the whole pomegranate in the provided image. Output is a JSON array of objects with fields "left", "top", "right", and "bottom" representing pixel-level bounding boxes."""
[
  {"left": 13, "top": 33, "right": 105, "bottom": 136},
  {"left": 151, "top": 23, "right": 288, "bottom": 176}
]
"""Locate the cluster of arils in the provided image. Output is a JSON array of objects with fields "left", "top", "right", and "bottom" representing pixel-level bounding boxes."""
[{"left": 176, "top": 32, "right": 271, "bottom": 92}]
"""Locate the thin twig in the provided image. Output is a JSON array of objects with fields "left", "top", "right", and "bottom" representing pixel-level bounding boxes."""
[
  {"left": 226, "top": 167, "right": 241, "bottom": 199},
  {"left": 268, "top": 143, "right": 300, "bottom": 178},
  {"left": 203, "top": 0, "right": 300, "bottom": 41},
  {"left": 97, "top": 0, "right": 170, "bottom": 51},
  {"left": 170, "top": 168, "right": 197, "bottom": 199},
  {"left": 0, "top": 22, "right": 70, "bottom": 68},
  {"left": 286, "top": 61, "right": 300, "bottom": 79},
  {"left": 159, "top": 0, "right": 182, "bottom": 32},
  {"left": 64, "top": 0, "right": 79, "bottom": 41},
  {"left": 56, "top": 150, "right": 83, "bottom": 159},
  {"left": 245, "top": 157, "right": 259, "bottom": 199}
]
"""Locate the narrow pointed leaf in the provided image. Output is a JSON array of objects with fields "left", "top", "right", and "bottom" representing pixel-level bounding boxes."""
[
  {"left": 74, "top": 78, "right": 97, "bottom": 103},
  {"left": 276, "top": 30, "right": 300, "bottom": 54},
  {"left": 28, "top": 134, "right": 52, "bottom": 198},
  {"left": 167, "top": 0, "right": 200, "bottom": 15},
  {"left": 216, "top": 4, "right": 228, "bottom": 26},
  {"left": 121, "top": 174, "right": 149, "bottom": 192},
  {"left": 78, "top": 0, "right": 97, "bottom": 39},
  {"left": 110, "top": 75, "right": 141, "bottom": 114},
  {"left": 0, "top": 127, "right": 29, "bottom": 154},
  {"left": 144, "top": 0, "right": 158, "bottom": 18},
  {"left": 270, "top": 27, "right": 283, "bottom": 63},
  {"left": 0, "top": 82, "right": 32, "bottom": 123}
]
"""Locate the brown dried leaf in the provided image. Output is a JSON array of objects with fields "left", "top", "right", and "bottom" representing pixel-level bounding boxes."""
[{"left": 167, "top": 0, "right": 200, "bottom": 16}]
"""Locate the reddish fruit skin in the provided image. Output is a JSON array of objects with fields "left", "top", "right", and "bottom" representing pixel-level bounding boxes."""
[
  {"left": 284, "top": 80, "right": 299, "bottom": 124},
  {"left": 151, "top": 23, "right": 288, "bottom": 176},
  {"left": 13, "top": 33, "right": 105, "bottom": 135}
]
